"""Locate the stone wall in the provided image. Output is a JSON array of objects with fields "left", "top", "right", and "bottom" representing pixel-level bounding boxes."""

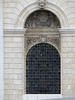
[
  {"left": 61, "top": 30, "right": 75, "bottom": 97},
  {"left": 3, "top": 0, "right": 75, "bottom": 100},
  {"left": 3, "top": 0, "right": 75, "bottom": 29},
  {"left": 4, "top": 31, "right": 24, "bottom": 100},
  {"left": 3, "top": 29, "right": 75, "bottom": 100}
]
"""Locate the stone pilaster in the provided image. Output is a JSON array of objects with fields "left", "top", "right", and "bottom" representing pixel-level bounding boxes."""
[{"left": 60, "top": 29, "right": 75, "bottom": 97}]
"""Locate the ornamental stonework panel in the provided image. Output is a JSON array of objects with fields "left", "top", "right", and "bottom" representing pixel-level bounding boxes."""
[
  {"left": 25, "top": 36, "right": 60, "bottom": 52},
  {"left": 24, "top": 10, "right": 61, "bottom": 28}
]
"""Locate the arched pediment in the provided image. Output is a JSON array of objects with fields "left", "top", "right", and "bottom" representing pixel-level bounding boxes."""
[
  {"left": 24, "top": 10, "right": 61, "bottom": 28},
  {"left": 15, "top": 2, "right": 69, "bottom": 29}
]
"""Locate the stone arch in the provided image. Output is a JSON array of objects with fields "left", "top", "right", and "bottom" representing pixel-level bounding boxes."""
[
  {"left": 24, "top": 10, "right": 61, "bottom": 28},
  {"left": 26, "top": 41, "right": 60, "bottom": 56},
  {"left": 15, "top": 2, "right": 69, "bottom": 29}
]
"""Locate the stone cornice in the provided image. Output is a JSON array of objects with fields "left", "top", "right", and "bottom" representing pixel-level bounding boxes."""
[
  {"left": 3, "top": 28, "right": 60, "bottom": 37},
  {"left": 4, "top": 28, "right": 75, "bottom": 32},
  {"left": 3, "top": 28, "right": 75, "bottom": 37},
  {"left": 59, "top": 29, "right": 75, "bottom": 32},
  {"left": 59, "top": 29, "right": 75, "bottom": 37},
  {"left": 3, "top": 29, "right": 25, "bottom": 37},
  {"left": 4, "top": 28, "right": 60, "bottom": 32}
]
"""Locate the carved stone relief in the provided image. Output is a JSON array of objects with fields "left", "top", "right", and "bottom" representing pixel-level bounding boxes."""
[
  {"left": 25, "top": 36, "right": 60, "bottom": 52},
  {"left": 47, "top": 37, "right": 61, "bottom": 51},
  {"left": 25, "top": 37, "right": 41, "bottom": 49},
  {"left": 24, "top": 10, "right": 61, "bottom": 28}
]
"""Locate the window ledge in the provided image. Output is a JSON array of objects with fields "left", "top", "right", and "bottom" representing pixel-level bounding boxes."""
[{"left": 23, "top": 94, "right": 62, "bottom": 100}]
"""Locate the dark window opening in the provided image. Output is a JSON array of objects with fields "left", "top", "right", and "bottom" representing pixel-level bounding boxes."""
[{"left": 26, "top": 43, "right": 61, "bottom": 94}]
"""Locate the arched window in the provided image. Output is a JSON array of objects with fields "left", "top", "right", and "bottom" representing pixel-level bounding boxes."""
[
  {"left": 24, "top": 10, "right": 61, "bottom": 28},
  {"left": 26, "top": 43, "right": 61, "bottom": 94}
]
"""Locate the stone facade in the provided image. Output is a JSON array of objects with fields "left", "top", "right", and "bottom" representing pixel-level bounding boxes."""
[
  {"left": 61, "top": 30, "right": 75, "bottom": 97},
  {"left": 4, "top": 0, "right": 75, "bottom": 29},
  {"left": 0, "top": 0, "right": 75, "bottom": 100},
  {"left": 4, "top": 31, "right": 24, "bottom": 100}
]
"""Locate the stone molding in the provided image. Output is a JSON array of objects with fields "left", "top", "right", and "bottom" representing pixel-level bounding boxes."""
[
  {"left": 4, "top": 28, "right": 60, "bottom": 36},
  {"left": 25, "top": 10, "right": 61, "bottom": 28},
  {"left": 25, "top": 36, "right": 60, "bottom": 54},
  {"left": 4, "top": 28, "right": 61, "bottom": 53},
  {"left": 3, "top": 29, "right": 25, "bottom": 37},
  {"left": 15, "top": 2, "right": 69, "bottom": 29},
  {"left": 59, "top": 29, "right": 75, "bottom": 37},
  {"left": 4, "top": 28, "right": 75, "bottom": 53},
  {"left": 25, "top": 28, "right": 61, "bottom": 54},
  {"left": 4, "top": 29, "right": 75, "bottom": 35}
]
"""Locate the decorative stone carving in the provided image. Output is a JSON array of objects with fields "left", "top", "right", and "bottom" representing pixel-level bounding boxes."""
[
  {"left": 25, "top": 36, "right": 60, "bottom": 52},
  {"left": 47, "top": 37, "right": 61, "bottom": 50},
  {"left": 25, "top": 10, "right": 61, "bottom": 28},
  {"left": 38, "top": 0, "right": 46, "bottom": 9},
  {"left": 25, "top": 37, "right": 41, "bottom": 49},
  {"left": 40, "top": 35, "right": 47, "bottom": 42}
]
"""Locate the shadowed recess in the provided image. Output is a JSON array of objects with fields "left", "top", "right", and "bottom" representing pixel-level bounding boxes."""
[
  {"left": 24, "top": 10, "right": 61, "bottom": 28},
  {"left": 26, "top": 43, "right": 61, "bottom": 94}
]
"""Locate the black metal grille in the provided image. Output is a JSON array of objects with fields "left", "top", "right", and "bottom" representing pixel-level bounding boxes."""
[{"left": 26, "top": 43, "right": 61, "bottom": 94}]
